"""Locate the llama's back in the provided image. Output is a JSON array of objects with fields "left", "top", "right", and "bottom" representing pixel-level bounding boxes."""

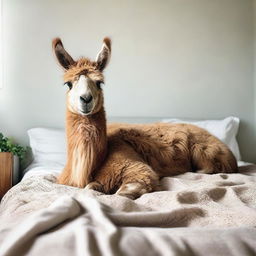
[{"left": 107, "top": 122, "right": 238, "bottom": 176}]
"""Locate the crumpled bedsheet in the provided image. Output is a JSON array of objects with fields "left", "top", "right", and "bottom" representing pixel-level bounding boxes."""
[{"left": 0, "top": 164, "right": 256, "bottom": 256}]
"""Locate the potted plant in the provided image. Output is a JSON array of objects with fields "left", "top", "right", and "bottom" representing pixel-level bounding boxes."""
[{"left": 0, "top": 133, "right": 27, "bottom": 184}]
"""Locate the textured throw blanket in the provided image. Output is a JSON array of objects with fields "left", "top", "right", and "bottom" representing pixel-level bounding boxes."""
[{"left": 0, "top": 164, "right": 256, "bottom": 256}]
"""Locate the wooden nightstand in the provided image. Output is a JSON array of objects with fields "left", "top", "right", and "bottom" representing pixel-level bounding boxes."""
[{"left": 0, "top": 153, "right": 19, "bottom": 199}]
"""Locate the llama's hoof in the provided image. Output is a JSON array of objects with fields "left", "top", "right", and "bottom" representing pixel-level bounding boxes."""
[
  {"left": 116, "top": 191, "right": 137, "bottom": 200},
  {"left": 116, "top": 182, "right": 149, "bottom": 200},
  {"left": 85, "top": 181, "right": 103, "bottom": 192}
]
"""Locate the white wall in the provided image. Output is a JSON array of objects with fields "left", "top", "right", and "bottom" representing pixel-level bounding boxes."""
[
  {"left": 0, "top": 0, "right": 255, "bottom": 162},
  {"left": 254, "top": 0, "right": 256, "bottom": 156}
]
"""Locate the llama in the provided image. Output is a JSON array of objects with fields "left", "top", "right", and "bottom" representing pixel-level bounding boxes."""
[{"left": 52, "top": 37, "right": 238, "bottom": 199}]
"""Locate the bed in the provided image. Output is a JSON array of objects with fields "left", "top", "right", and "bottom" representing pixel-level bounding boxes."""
[{"left": 0, "top": 117, "right": 256, "bottom": 256}]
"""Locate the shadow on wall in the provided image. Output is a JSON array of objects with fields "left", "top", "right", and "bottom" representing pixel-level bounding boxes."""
[{"left": 237, "top": 120, "right": 256, "bottom": 163}]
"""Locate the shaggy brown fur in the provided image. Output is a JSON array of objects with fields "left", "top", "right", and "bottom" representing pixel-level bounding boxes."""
[
  {"left": 58, "top": 108, "right": 107, "bottom": 187},
  {"left": 53, "top": 37, "right": 238, "bottom": 199}
]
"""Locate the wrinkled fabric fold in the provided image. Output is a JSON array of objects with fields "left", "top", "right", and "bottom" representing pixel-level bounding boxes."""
[{"left": 1, "top": 164, "right": 256, "bottom": 255}]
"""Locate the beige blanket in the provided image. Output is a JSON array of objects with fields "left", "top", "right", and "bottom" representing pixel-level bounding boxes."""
[{"left": 0, "top": 164, "right": 256, "bottom": 256}]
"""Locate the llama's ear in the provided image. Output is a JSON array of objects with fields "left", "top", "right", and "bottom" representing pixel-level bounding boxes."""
[
  {"left": 96, "top": 37, "right": 111, "bottom": 71},
  {"left": 52, "top": 38, "right": 75, "bottom": 71}
]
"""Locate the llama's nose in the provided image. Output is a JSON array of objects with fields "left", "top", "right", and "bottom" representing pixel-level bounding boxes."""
[{"left": 80, "top": 94, "right": 93, "bottom": 104}]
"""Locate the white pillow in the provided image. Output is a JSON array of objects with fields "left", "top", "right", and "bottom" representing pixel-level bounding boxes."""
[
  {"left": 161, "top": 116, "right": 241, "bottom": 160},
  {"left": 27, "top": 116, "right": 241, "bottom": 168},
  {"left": 27, "top": 128, "right": 66, "bottom": 166}
]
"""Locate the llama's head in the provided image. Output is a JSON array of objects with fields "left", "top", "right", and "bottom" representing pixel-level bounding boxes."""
[{"left": 52, "top": 37, "right": 111, "bottom": 116}]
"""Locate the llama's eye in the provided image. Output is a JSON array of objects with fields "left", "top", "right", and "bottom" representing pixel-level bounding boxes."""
[
  {"left": 64, "top": 81, "right": 72, "bottom": 90},
  {"left": 96, "top": 81, "right": 103, "bottom": 89}
]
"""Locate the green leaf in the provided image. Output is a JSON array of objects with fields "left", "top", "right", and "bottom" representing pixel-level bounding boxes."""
[{"left": 0, "top": 132, "right": 27, "bottom": 160}]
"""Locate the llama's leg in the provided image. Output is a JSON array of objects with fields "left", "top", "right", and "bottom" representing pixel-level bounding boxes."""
[
  {"left": 115, "top": 162, "right": 159, "bottom": 199},
  {"left": 116, "top": 182, "right": 148, "bottom": 199},
  {"left": 85, "top": 181, "right": 104, "bottom": 192},
  {"left": 191, "top": 143, "right": 238, "bottom": 174},
  {"left": 86, "top": 138, "right": 159, "bottom": 199},
  {"left": 86, "top": 162, "right": 159, "bottom": 199},
  {"left": 57, "top": 167, "right": 74, "bottom": 186}
]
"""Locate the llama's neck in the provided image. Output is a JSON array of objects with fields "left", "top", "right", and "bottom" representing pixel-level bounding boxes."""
[{"left": 65, "top": 107, "right": 107, "bottom": 187}]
